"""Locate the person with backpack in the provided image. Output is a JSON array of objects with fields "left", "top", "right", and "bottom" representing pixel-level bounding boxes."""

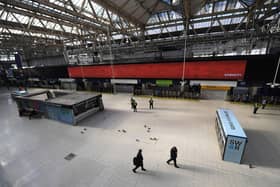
[
  {"left": 132, "top": 149, "right": 146, "bottom": 173},
  {"left": 166, "top": 146, "right": 179, "bottom": 168}
]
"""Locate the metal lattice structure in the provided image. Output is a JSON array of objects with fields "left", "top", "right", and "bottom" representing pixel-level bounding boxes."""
[{"left": 0, "top": 0, "right": 279, "bottom": 64}]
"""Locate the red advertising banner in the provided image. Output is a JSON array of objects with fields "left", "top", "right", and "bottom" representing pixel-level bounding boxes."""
[{"left": 68, "top": 60, "right": 247, "bottom": 80}]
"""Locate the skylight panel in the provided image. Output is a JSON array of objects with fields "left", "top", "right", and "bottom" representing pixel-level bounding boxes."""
[
  {"left": 214, "top": 1, "right": 227, "bottom": 12},
  {"left": 194, "top": 21, "right": 211, "bottom": 29},
  {"left": 162, "top": 0, "right": 172, "bottom": 5}
]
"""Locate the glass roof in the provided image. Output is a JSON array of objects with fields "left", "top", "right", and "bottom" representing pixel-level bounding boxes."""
[{"left": 0, "top": 0, "right": 279, "bottom": 47}]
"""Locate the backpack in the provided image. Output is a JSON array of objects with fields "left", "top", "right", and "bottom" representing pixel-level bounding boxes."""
[{"left": 133, "top": 157, "right": 138, "bottom": 165}]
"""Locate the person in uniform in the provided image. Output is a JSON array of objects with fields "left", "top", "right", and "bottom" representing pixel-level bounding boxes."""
[
  {"left": 130, "top": 97, "right": 135, "bottom": 109},
  {"left": 253, "top": 103, "right": 260, "bottom": 114},
  {"left": 133, "top": 100, "right": 138, "bottom": 112}
]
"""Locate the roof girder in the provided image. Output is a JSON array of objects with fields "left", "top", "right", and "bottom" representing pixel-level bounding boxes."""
[
  {"left": 93, "top": 0, "right": 145, "bottom": 29},
  {"left": 0, "top": 0, "right": 109, "bottom": 33},
  {"left": 0, "top": 19, "right": 79, "bottom": 38}
]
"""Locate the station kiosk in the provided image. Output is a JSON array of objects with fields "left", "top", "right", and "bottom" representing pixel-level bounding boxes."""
[{"left": 215, "top": 109, "right": 248, "bottom": 164}]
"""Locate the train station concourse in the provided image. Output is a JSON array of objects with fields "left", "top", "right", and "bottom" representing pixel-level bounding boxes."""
[{"left": 0, "top": 0, "right": 280, "bottom": 187}]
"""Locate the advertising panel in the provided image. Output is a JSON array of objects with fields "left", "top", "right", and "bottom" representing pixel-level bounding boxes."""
[{"left": 68, "top": 60, "right": 247, "bottom": 80}]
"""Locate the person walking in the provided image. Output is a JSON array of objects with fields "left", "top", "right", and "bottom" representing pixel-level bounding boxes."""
[
  {"left": 130, "top": 97, "right": 135, "bottom": 109},
  {"left": 167, "top": 146, "right": 179, "bottom": 168},
  {"left": 253, "top": 103, "right": 259, "bottom": 114},
  {"left": 149, "top": 97, "right": 154, "bottom": 109},
  {"left": 133, "top": 149, "right": 146, "bottom": 173},
  {"left": 133, "top": 100, "right": 138, "bottom": 112},
  {"left": 262, "top": 99, "right": 267, "bottom": 109}
]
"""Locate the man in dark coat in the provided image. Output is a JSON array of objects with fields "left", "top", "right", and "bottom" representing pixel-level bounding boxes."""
[
  {"left": 167, "top": 146, "right": 179, "bottom": 168},
  {"left": 149, "top": 97, "right": 154, "bottom": 109},
  {"left": 132, "top": 149, "right": 146, "bottom": 173}
]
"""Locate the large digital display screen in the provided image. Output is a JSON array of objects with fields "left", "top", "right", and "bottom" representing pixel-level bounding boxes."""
[{"left": 68, "top": 60, "right": 247, "bottom": 80}]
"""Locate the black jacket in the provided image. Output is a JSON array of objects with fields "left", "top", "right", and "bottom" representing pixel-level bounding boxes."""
[
  {"left": 136, "top": 151, "right": 143, "bottom": 165},
  {"left": 170, "top": 147, "right": 177, "bottom": 159}
]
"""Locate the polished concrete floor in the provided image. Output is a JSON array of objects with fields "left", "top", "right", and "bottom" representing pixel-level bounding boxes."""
[{"left": 0, "top": 88, "right": 280, "bottom": 187}]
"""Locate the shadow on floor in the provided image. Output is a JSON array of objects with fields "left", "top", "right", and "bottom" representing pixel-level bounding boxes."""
[
  {"left": 177, "top": 164, "right": 214, "bottom": 174},
  {"left": 255, "top": 112, "right": 280, "bottom": 116},
  {"left": 0, "top": 166, "right": 12, "bottom": 187},
  {"left": 133, "top": 110, "right": 154, "bottom": 114},
  {"left": 151, "top": 107, "right": 170, "bottom": 110},
  {"left": 152, "top": 107, "right": 186, "bottom": 112},
  {"left": 264, "top": 106, "right": 280, "bottom": 110},
  {"left": 132, "top": 169, "right": 180, "bottom": 180},
  {"left": 242, "top": 129, "right": 280, "bottom": 169}
]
